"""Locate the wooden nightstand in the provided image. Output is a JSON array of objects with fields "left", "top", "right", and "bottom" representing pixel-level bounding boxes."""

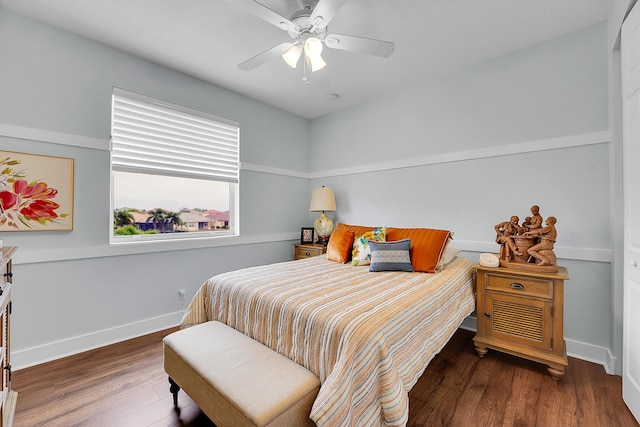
[
  {"left": 473, "top": 264, "right": 569, "bottom": 380},
  {"left": 294, "top": 243, "right": 327, "bottom": 260}
]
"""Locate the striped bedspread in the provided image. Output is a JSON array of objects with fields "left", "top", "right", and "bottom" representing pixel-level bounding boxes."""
[{"left": 180, "top": 255, "right": 475, "bottom": 427}]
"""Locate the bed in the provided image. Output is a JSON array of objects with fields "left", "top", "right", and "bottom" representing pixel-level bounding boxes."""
[{"left": 180, "top": 226, "right": 475, "bottom": 427}]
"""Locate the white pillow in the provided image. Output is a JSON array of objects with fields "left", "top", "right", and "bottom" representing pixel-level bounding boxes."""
[
  {"left": 443, "top": 245, "right": 462, "bottom": 264},
  {"left": 437, "top": 245, "right": 462, "bottom": 270}
]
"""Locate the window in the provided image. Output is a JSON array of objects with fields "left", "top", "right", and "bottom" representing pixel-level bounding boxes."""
[{"left": 110, "top": 88, "right": 239, "bottom": 242}]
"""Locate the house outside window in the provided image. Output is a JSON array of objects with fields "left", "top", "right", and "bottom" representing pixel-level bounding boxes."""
[{"left": 110, "top": 88, "right": 239, "bottom": 242}]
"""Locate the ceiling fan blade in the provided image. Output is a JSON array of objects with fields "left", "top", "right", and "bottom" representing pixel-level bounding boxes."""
[
  {"left": 238, "top": 42, "right": 294, "bottom": 71},
  {"left": 310, "top": 0, "right": 348, "bottom": 28},
  {"left": 324, "top": 33, "right": 395, "bottom": 58},
  {"left": 230, "top": 0, "right": 295, "bottom": 31}
]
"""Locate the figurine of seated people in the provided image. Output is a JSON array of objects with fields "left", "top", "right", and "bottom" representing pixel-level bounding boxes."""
[
  {"left": 494, "top": 215, "right": 524, "bottom": 261},
  {"left": 524, "top": 216, "right": 558, "bottom": 266},
  {"left": 524, "top": 205, "right": 543, "bottom": 231}
]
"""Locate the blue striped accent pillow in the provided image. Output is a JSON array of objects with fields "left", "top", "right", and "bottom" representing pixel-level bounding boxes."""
[{"left": 369, "top": 239, "right": 414, "bottom": 272}]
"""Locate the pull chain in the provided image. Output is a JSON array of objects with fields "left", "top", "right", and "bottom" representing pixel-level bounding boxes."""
[{"left": 302, "top": 56, "right": 309, "bottom": 85}]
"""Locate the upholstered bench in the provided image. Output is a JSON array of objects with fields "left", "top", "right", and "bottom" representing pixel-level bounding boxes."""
[{"left": 163, "top": 321, "right": 320, "bottom": 427}]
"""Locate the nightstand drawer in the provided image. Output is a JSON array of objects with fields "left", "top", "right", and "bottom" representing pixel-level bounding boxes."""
[
  {"left": 485, "top": 273, "right": 553, "bottom": 299},
  {"left": 294, "top": 244, "right": 327, "bottom": 260}
]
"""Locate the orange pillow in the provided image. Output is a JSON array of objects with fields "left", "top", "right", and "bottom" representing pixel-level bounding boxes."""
[
  {"left": 326, "top": 229, "right": 355, "bottom": 264},
  {"left": 386, "top": 227, "right": 452, "bottom": 273},
  {"left": 335, "top": 223, "right": 377, "bottom": 240}
]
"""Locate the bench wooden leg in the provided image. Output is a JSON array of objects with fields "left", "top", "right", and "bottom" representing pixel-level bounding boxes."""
[{"left": 168, "top": 376, "right": 180, "bottom": 408}]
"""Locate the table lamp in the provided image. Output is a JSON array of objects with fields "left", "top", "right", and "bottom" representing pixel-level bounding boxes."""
[{"left": 309, "top": 186, "right": 336, "bottom": 245}]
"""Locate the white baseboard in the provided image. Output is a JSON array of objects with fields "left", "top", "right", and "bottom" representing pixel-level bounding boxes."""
[
  {"left": 458, "top": 316, "right": 616, "bottom": 375},
  {"left": 566, "top": 338, "right": 617, "bottom": 375},
  {"left": 12, "top": 311, "right": 184, "bottom": 371},
  {"left": 459, "top": 315, "right": 478, "bottom": 332}
]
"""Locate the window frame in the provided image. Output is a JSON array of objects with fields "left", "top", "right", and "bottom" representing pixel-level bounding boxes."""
[{"left": 109, "top": 88, "right": 239, "bottom": 244}]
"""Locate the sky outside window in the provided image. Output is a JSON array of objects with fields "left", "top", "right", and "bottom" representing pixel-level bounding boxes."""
[{"left": 113, "top": 171, "right": 230, "bottom": 212}]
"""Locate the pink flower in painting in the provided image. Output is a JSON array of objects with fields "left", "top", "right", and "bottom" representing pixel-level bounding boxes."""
[
  {"left": 0, "top": 190, "right": 18, "bottom": 211},
  {"left": 13, "top": 179, "right": 58, "bottom": 199},
  {"left": 20, "top": 199, "right": 60, "bottom": 221},
  {"left": 0, "top": 175, "right": 65, "bottom": 229},
  {"left": 13, "top": 180, "right": 58, "bottom": 200}
]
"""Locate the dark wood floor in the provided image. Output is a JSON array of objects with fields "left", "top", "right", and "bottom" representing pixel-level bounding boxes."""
[{"left": 12, "top": 327, "right": 639, "bottom": 427}]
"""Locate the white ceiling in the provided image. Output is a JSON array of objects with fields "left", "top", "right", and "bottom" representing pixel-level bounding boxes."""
[{"left": 0, "top": 0, "right": 612, "bottom": 119}]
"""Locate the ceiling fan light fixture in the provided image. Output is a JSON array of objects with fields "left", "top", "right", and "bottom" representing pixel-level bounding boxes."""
[
  {"left": 230, "top": 0, "right": 395, "bottom": 77},
  {"left": 303, "top": 37, "right": 323, "bottom": 57},
  {"left": 282, "top": 44, "right": 302, "bottom": 68},
  {"left": 307, "top": 53, "right": 327, "bottom": 72},
  {"left": 302, "top": 37, "right": 326, "bottom": 72}
]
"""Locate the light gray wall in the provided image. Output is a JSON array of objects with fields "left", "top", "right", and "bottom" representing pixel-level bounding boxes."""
[
  {"left": 311, "top": 24, "right": 607, "bottom": 170},
  {"left": 310, "top": 23, "right": 617, "bottom": 369},
  {"left": 0, "top": 9, "right": 311, "bottom": 367}
]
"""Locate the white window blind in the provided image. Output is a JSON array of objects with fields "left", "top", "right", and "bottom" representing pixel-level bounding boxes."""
[{"left": 111, "top": 88, "right": 239, "bottom": 183}]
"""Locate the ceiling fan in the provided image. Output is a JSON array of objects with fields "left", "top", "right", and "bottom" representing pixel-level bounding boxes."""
[{"left": 228, "top": 0, "right": 395, "bottom": 73}]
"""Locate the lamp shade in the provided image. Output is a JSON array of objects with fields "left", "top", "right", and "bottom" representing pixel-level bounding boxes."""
[
  {"left": 303, "top": 37, "right": 327, "bottom": 72},
  {"left": 307, "top": 53, "right": 327, "bottom": 72},
  {"left": 304, "top": 37, "right": 323, "bottom": 57},
  {"left": 282, "top": 44, "right": 302, "bottom": 68},
  {"left": 309, "top": 187, "right": 336, "bottom": 212}
]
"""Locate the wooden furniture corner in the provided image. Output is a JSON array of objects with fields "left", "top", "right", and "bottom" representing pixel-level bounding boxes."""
[
  {"left": 473, "top": 264, "right": 569, "bottom": 380},
  {"left": 0, "top": 247, "right": 17, "bottom": 426}
]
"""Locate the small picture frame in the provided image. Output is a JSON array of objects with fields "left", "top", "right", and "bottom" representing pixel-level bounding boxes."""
[{"left": 300, "top": 227, "right": 315, "bottom": 244}]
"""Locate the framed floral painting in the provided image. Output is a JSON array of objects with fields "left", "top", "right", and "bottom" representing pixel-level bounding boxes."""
[{"left": 0, "top": 151, "right": 74, "bottom": 231}]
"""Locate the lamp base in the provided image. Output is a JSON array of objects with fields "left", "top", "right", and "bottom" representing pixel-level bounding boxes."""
[
  {"left": 314, "top": 212, "right": 334, "bottom": 245},
  {"left": 316, "top": 235, "right": 330, "bottom": 246}
]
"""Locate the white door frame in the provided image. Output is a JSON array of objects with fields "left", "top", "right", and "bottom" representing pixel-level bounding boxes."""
[{"left": 622, "top": 0, "right": 640, "bottom": 421}]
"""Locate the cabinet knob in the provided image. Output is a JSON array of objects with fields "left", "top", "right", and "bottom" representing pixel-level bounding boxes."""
[
  {"left": 484, "top": 312, "right": 491, "bottom": 318},
  {"left": 305, "top": 252, "right": 311, "bottom": 256},
  {"left": 510, "top": 282, "right": 524, "bottom": 290},
  {"left": 632, "top": 260, "right": 638, "bottom": 268}
]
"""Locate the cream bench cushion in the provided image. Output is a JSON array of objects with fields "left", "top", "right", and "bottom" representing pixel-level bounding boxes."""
[{"left": 163, "top": 321, "right": 320, "bottom": 427}]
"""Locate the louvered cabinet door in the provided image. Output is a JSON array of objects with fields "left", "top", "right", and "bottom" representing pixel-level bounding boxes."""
[
  {"left": 473, "top": 265, "right": 568, "bottom": 380},
  {"left": 485, "top": 292, "right": 552, "bottom": 351}
]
